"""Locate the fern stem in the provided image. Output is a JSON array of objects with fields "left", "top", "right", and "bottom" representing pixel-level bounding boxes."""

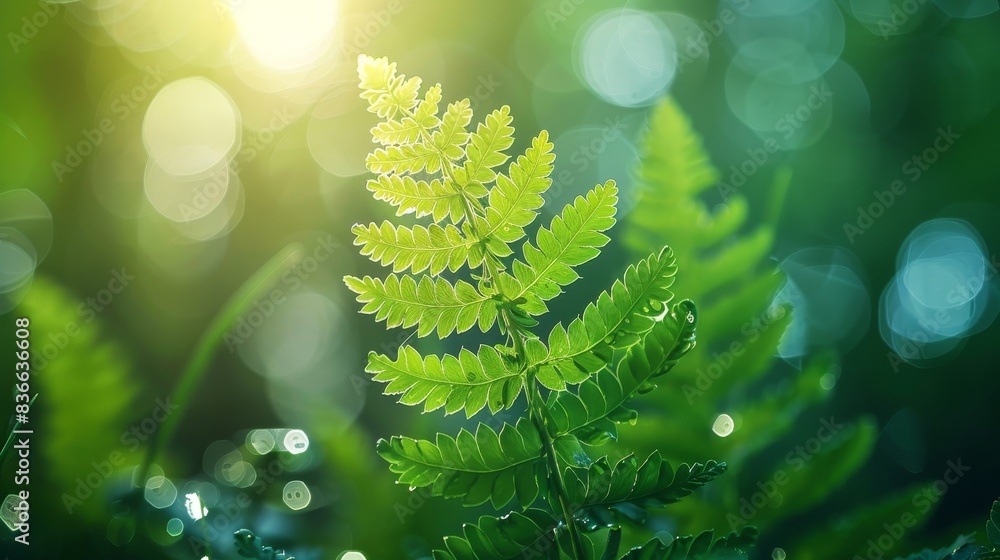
[
  {"left": 488, "top": 266, "right": 585, "bottom": 558},
  {"left": 133, "top": 243, "right": 306, "bottom": 493},
  {"left": 524, "top": 363, "right": 587, "bottom": 559}
]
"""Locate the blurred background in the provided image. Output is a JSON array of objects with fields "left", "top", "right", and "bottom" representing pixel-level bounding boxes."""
[{"left": 1, "top": 0, "right": 999, "bottom": 558}]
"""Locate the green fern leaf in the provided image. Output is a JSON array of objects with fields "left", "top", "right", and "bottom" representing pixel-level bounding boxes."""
[
  {"left": 376, "top": 419, "right": 544, "bottom": 508},
  {"left": 367, "top": 141, "right": 442, "bottom": 175},
  {"left": 476, "top": 131, "right": 555, "bottom": 248},
  {"left": 358, "top": 55, "right": 422, "bottom": 119},
  {"left": 344, "top": 274, "right": 498, "bottom": 337},
  {"left": 352, "top": 221, "right": 473, "bottom": 275},
  {"left": 371, "top": 83, "right": 443, "bottom": 150},
  {"left": 371, "top": 117, "right": 422, "bottom": 146},
  {"left": 454, "top": 105, "right": 515, "bottom": 192},
  {"left": 505, "top": 180, "right": 618, "bottom": 316},
  {"left": 987, "top": 499, "right": 1000, "bottom": 548},
  {"left": 431, "top": 509, "right": 559, "bottom": 560},
  {"left": 371, "top": 83, "right": 444, "bottom": 146},
  {"left": 567, "top": 453, "right": 727, "bottom": 530},
  {"left": 365, "top": 344, "right": 523, "bottom": 417},
  {"left": 366, "top": 174, "right": 465, "bottom": 223},
  {"left": 547, "top": 300, "right": 697, "bottom": 444},
  {"left": 535, "top": 247, "right": 679, "bottom": 389},
  {"left": 621, "top": 527, "right": 758, "bottom": 560},
  {"left": 434, "top": 99, "right": 473, "bottom": 161}
]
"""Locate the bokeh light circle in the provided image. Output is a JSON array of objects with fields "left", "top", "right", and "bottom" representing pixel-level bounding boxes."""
[
  {"left": 879, "top": 218, "right": 999, "bottom": 368},
  {"left": 577, "top": 9, "right": 678, "bottom": 107},
  {"left": 143, "top": 77, "right": 241, "bottom": 177},
  {"left": 774, "top": 247, "right": 870, "bottom": 358}
]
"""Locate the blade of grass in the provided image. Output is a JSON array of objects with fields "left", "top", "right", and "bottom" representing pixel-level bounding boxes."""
[
  {"left": 133, "top": 243, "right": 306, "bottom": 491},
  {"left": 764, "top": 165, "right": 793, "bottom": 229}
]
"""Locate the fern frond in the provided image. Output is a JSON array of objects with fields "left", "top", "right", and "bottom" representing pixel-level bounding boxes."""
[
  {"left": 344, "top": 274, "right": 498, "bottom": 337},
  {"left": 476, "top": 131, "right": 555, "bottom": 248},
  {"left": 432, "top": 509, "right": 560, "bottom": 560},
  {"left": 350, "top": 58, "right": 727, "bottom": 560},
  {"left": 352, "top": 221, "right": 474, "bottom": 275},
  {"left": 535, "top": 247, "right": 678, "bottom": 386},
  {"left": 505, "top": 180, "right": 618, "bottom": 316},
  {"left": 366, "top": 174, "right": 465, "bottom": 223},
  {"left": 377, "top": 419, "right": 544, "bottom": 508},
  {"left": 567, "top": 453, "right": 726, "bottom": 530},
  {"left": 547, "top": 300, "right": 697, "bottom": 444},
  {"left": 621, "top": 527, "right": 758, "bottom": 560},
  {"left": 632, "top": 96, "right": 718, "bottom": 198},
  {"left": 366, "top": 345, "right": 523, "bottom": 417},
  {"left": 454, "top": 105, "right": 515, "bottom": 192}
]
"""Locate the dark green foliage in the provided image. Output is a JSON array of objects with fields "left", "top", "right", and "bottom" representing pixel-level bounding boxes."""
[
  {"left": 618, "top": 527, "right": 758, "bottom": 560},
  {"left": 619, "top": 96, "right": 923, "bottom": 557},
  {"left": 345, "top": 55, "right": 756, "bottom": 559},
  {"left": 893, "top": 500, "right": 1000, "bottom": 560}
]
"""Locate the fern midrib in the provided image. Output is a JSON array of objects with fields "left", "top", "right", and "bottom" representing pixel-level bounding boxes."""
[
  {"left": 356, "top": 225, "right": 475, "bottom": 253},
  {"left": 401, "top": 441, "right": 541, "bottom": 475},
  {"left": 370, "top": 178, "right": 457, "bottom": 202},
  {"left": 366, "top": 278, "right": 492, "bottom": 309},
  {"left": 376, "top": 357, "right": 521, "bottom": 387}
]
